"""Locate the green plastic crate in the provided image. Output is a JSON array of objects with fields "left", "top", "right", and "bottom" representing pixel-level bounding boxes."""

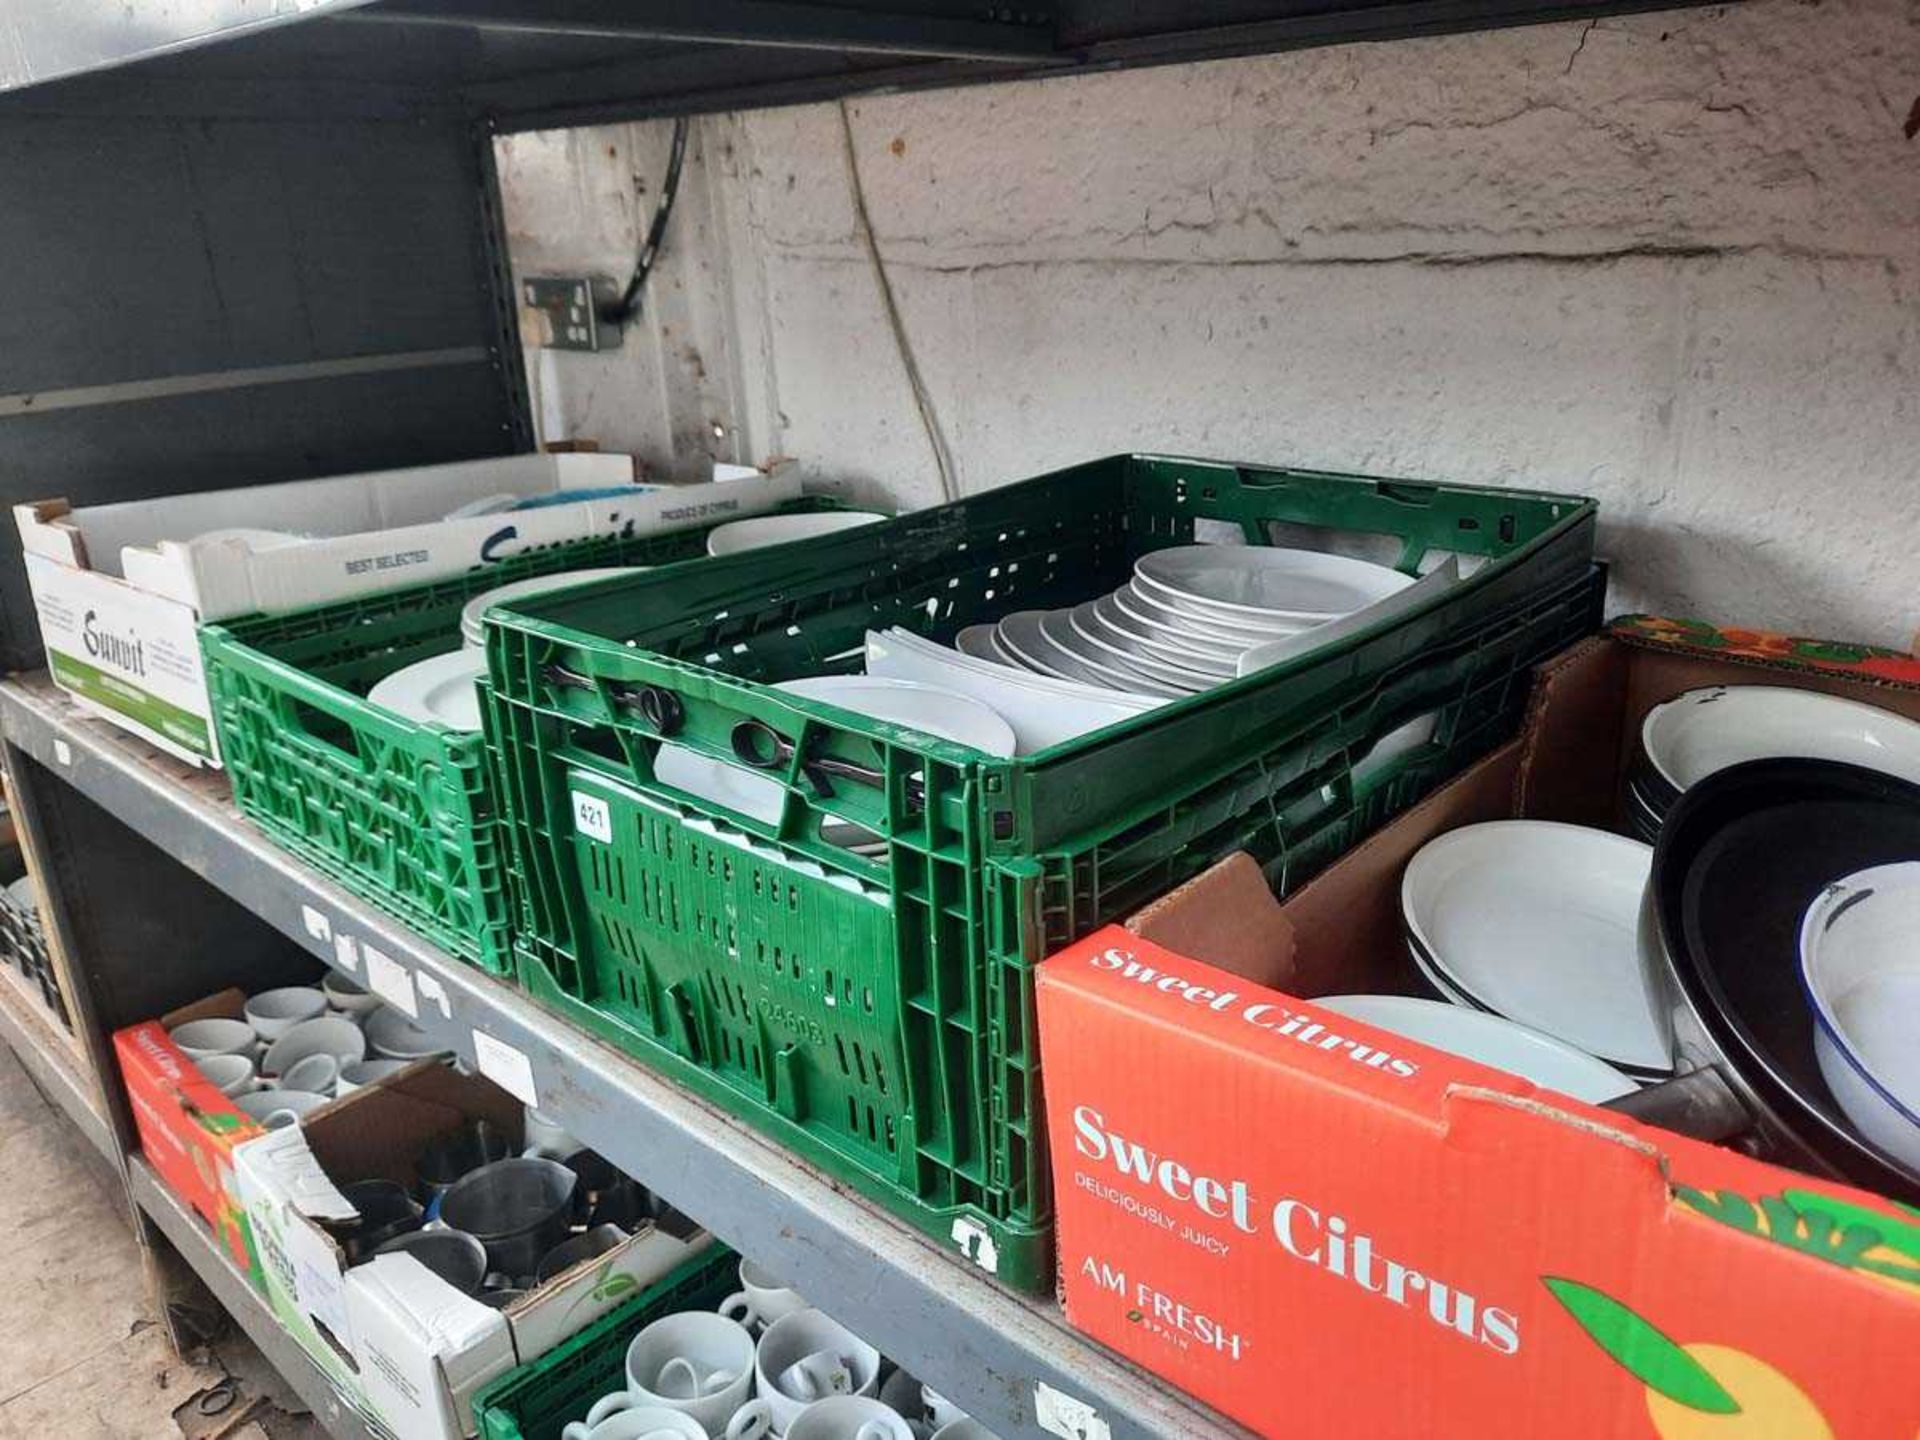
[
  {"left": 200, "top": 501, "right": 840, "bottom": 974},
  {"left": 473, "top": 1247, "right": 738, "bottom": 1440},
  {"left": 483, "top": 454, "right": 1603, "bottom": 1289}
]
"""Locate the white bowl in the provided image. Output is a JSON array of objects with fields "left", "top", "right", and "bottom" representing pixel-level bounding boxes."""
[
  {"left": 1316, "top": 995, "right": 1637, "bottom": 1103},
  {"left": 195, "top": 1052, "right": 258, "bottom": 1097},
  {"left": 364, "top": 1007, "right": 445, "bottom": 1061},
  {"left": 279, "top": 1052, "right": 342, "bottom": 1095},
  {"left": 1642, "top": 685, "right": 1920, "bottom": 795},
  {"left": 168, "top": 1017, "right": 258, "bottom": 1062},
  {"left": 1402, "top": 821, "right": 1673, "bottom": 1074},
  {"left": 705, "top": 511, "right": 886, "bottom": 557},
  {"left": 1798, "top": 862, "right": 1920, "bottom": 1170},
  {"left": 322, "top": 971, "right": 382, "bottom": 1015},
  {"left": 261, "top": 1015, "right": 368, "bottom": 1079},
  {"left": 243, "top": 986, "right": 328, "bottom": 1041}
]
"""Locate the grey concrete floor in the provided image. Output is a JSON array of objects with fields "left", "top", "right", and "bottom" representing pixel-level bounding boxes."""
[{"left": 0, "top": 1042, "right": 322, "bottom": 1438}]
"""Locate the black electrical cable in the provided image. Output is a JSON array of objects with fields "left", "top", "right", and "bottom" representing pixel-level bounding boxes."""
[{"left": 606, "top": 116, "right": 690, "bottom": 324}]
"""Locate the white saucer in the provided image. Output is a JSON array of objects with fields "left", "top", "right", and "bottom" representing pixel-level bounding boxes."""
[{"left": 367, "top": 651, "right": 487, "bottom": 731}]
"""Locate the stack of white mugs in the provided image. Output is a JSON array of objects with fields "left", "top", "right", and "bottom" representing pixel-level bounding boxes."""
[{"left": 565, "top": 1256, "right": 998, "bottom": 1440}]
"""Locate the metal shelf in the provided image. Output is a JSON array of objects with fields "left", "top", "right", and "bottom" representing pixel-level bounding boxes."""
[
  {"left": 0, "top": 675, "right": 1244, "bottom": 1440},
  {"left": 129, "top": 1158, "right": 383, "bottom": 1440},
  {"left": 0, "top": 952, "right": 114, "bottom": 1162}
]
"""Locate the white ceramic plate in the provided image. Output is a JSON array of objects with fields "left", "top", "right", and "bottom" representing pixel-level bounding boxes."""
[
  {"left": 1135, "top": 546, "right": 1414, "bottom": 626},
  {"left": 705, "top": 511, "right": 886, "bottom": 557},
  {"left": 993, "top": 610, "right": 1080, "bottom": 682},
  {"left": 1031, "top": 610, "right": 1185, "bottom": 697},
  {"left": 1642, "top": 685, "right": 1920, "bottom": 794},
  {"left": 1052, "top": 606, "right": 1206, "bottom": 693},
  {"left": 1402, "top": 821, "right": 1673, "bottom": 1073},
  {"left": 1101, "top": 586, "right": 1250, "bottom": 661},
  {"left": 460, "top": 568, "right": 648, "bottom": 646},
  {"left": 1116, "top": 578, "right": 1303, "bottom": 644},
  {"left": 368, "top": 650, "right": 486, "bottom": 731},
  {"left": 1089, "top": 592, "right": 1240, "bottom": 676},
  {"left": 865, "top": 629, "right": 1160, "bottom": 752},
  {"left": 954, "top": 625, "right": 1012, "bottom": 666},
  {"left": 654, "top": 675, "right": 1017, "bottom": 824},
  {"left": 1317, "top": 994, "right": 1637, "bottom": 1103},
  {"left": 1799, "top": 862, "right": 1920, "bottom": 1169}
]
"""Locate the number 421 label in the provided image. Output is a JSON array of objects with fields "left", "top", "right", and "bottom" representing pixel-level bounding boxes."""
[{"left": 571, "top": 790, "right": 613, "bottom": 843}]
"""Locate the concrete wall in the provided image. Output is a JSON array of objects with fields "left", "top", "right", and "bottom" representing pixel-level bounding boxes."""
[{"left": 496, "top": 0, "right": 1920, "bottom": 647}]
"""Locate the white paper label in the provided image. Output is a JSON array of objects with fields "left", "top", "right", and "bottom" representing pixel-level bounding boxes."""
[
  {"left": 52, "top": 739, "right": 71, "bottom": 766},
  {"left": 415, "top": 972, "right": 452, "bottom": 1022},
  {"left": 332, "top": 933, "right": 359, "bottom": 971},
  {"left": 572, "top": 789, "right": 613, "bottom": 843},
  {"left": 300, "top": 905, "right": 332, "bottom": 944},
  {"left": 362, "top": 946, "right": 417, "bottom": 1018},
  {"left": 473, "top": 1030, "right": 539, "bottom": 1109},
  {"left": 1034, "top": 1383, "right": 1110, "bottom": 1440}
]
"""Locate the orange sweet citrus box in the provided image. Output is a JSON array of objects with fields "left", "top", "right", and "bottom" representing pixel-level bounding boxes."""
[
  {"left": 113, "top": 988, "right": 265, "bottom": 1283},
  {"left": 1037, "top": 926, "right": 1920, "bottom": 1439}
]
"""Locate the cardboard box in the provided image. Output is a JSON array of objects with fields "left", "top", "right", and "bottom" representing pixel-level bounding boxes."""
[
  {"left": 1039, "top": 623, "right": 1920, "bottom": 1439},
  {"left": 113, "top": 988, "right": 270, "bottom": 1280},
  {"left": 15, "top": 453, "right": 800, "bottom": 764},
  {"left": 234, "top": 1062, "right": 710, "bottom": 1440}
]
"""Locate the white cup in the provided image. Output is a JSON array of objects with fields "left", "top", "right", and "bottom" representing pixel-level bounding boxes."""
[
  {"left": 523, "top": 1106, "right": 581, "bottom": 1158},
  {"left": 920, "top": 1391, "right": 964, "bottom": 1431},
  {"left": 244, "top": 986, "right": 328, "bottom": 1041},
  {"left": 609, "top": 1312, "right": 769, "bottom": 1439},
  {"left": 233, "top": 1088, "right": 329, "bottom": 1130},
  {"left": 756, "top": 1309, "right": 879, "bottom": 1434},
  {"left": 169, "top": 1017, "right": 258, "bottom": 1062},
  {"left": 561, "top": 1405, "right": 708, "bottom": 1440},
  {"left": 195, "top": 1053, "right": 258, "bottom": 1098},
  {"left": 279, "top": 1052, "right": 341, "bottom": 1095},
  {"left": 336, "top": 1058, "right": 411, "bottom": 1096},
  {"left": 786, "top": 1398, "right": 913, "bottom": 1440},
  {"left": 720, "top": 1258, "right": 806, "bottom": 1332},
  {"left": 322, "top": 971, "right": 382, "bottom": 1016},
  {"left": 260, "top": 1015, "right": 367, "bottom": 1080}
]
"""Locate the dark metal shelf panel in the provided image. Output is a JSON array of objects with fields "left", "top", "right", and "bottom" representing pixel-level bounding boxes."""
[{"left": 1, "top": 675, "right": 1244, "bottom": 1440}]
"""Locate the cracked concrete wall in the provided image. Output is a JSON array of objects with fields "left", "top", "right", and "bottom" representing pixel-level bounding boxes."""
[{"left": 497, "top": 0, "right": 1920, "bottom": 647}]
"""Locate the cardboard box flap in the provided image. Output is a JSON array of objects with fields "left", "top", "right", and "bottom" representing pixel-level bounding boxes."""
[
  {"left": 14, "top": 499, "right": 86, "bottom": 566},
  {"left": 1125, "top": 852, "right": 1298, "bottom": 991},
  {"left": 245, "top": 1122, "right": 359, "bottom": 1224},
  {"left": 353, "top": 1253, "right": 506, "bottom": 1354}
]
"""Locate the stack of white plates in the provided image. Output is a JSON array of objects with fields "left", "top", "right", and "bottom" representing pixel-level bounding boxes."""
[
  {"left": 368, "top": 650, "right": 487, "bottom": 731},
  {"left": 971, "top": 545, "right": 1417, "bottom": 699},
  {"left": 1400, "top": 820, "right": 1674, "bottom": 1079},
  {"left": 460, "top": 568, "right": 648, "bottom": 648},
  {"left": 1627, "top": 686, "right": 1920, "bottom": 842}
]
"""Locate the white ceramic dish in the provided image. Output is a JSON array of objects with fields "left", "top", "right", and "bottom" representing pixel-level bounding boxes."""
[
  {"left": 1091, "top": 591, "right": 1243, "bottom": 670},
  {"left": 1064, "top": 604, "right": 1212, "bottom": 691},
  {"left": 865, "top": 629, "right": 1160, "bottom": 752},
  {"left": 1135, "top": 545, "right": 1414, "bottom": 626},
  {"left": 1035, "top": 610, "right": 1191, "bottom": 696},
  {"left": 953, "top": 624, "right": 1012, "bottom": 665},
  {"left": 1317, "top": 994, "right": 1637, "bottom": 1103},
  {"left": 655, "top": 675, "right": 1017, "bottom": 825},
  {"left": 243, "top": 985, "right": 328, "bottom": 1041},
  {"left": 234, "top": 1088, "right": 330, "bottom": 1130},
  {"left": 1641, "top": 685, "right": 1920, "bottom": 795},
  {"left": 460, "top": 567, "right": 647, "bottom": 647},
  {"left": 1085, "top": 594, "right": 1239, "bottom": 677},
  {"left": 337, "top": 1057, "right": 413, "bottom": 1094},
  {"left": 168, "top": 1017, "right": 257, "bottom": 1061},
  {"left": 1235, "top": 560, "right": 1460, "bottom": 679},
  {"left": 322, "top": 971, "right": 381, "bottom": 1015},
  {"left": 261, "top": 1015, "right": 367, "bottom": 1078},
  {"left": 1116, "top": 578, "right": 1298, "bottom": 644},
  {"left": 364, "top": 1007, "right": 445, "bottom": 1061},
  {"left": 1401, "top": 821, "right": 1673, "bottom": 1074},
  {"left": 705, "top": 511, "right": 886, "bottom": 556},
  {"left": 1798, "top": 862, "right": 1920, "bottom": 1169},
  {"left": 368, "top": 650, "right": 486, "bottom": 731},
  {"left": 195, "top": 1052, "right": 258, "bottom": 1097}
]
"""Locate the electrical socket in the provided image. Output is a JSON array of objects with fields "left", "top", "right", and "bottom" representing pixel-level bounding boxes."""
[{"left": 519, "top": 277, "right": 622, "bottom": 352}]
